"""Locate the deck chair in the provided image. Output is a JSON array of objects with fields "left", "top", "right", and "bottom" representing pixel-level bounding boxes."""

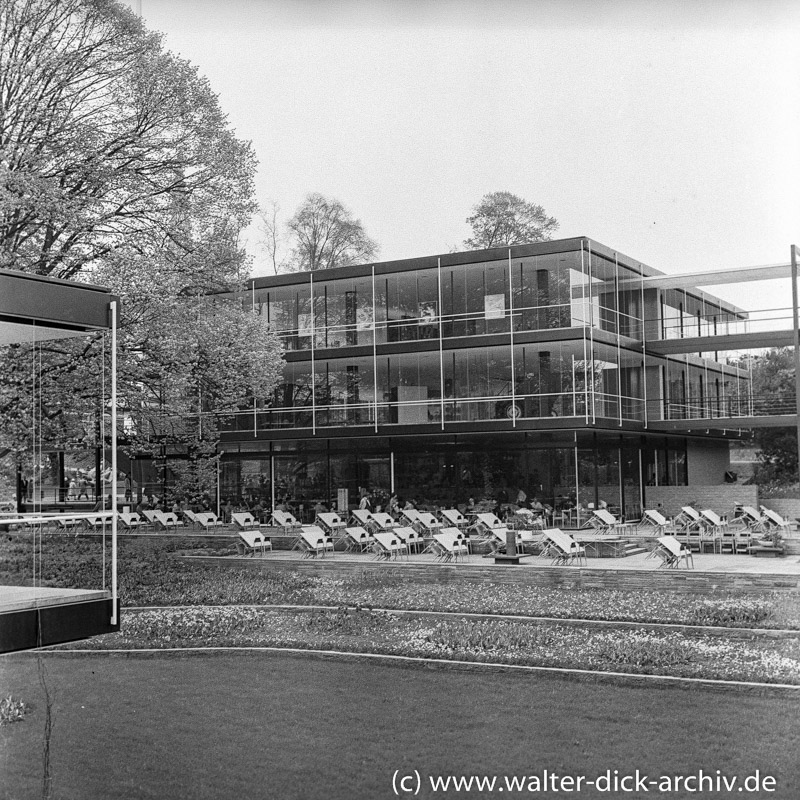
[
  {"left": 542, "top": 529, "right": 586, "bottom": 566},
  {"left": 183, "top": 509, "right": 203, "bottom": 529},
  {"left": 296, "top": 525, "right": 334, "bottom": 558},
  {"left": 344, "top": 525, "right": 374, "bottom": 552},
  {"left": 140, "top": 509, "right": 158, "bottom": 529},
  {"left": 641, "top": 509, "right": 669, "bottom": 535},
  {"left": 82, "top": 514, "right": 110, "bottom": 533},
  {"left": 118, "top": 511, "right": 146, "bottom": 531},
  {"left": 737, "top": 506, "right": 766, "bottom": 532},
  {"left": 440, "top": 508, "right": 469, "bottom": 529},
  {"left": 153, "top": 510, "right": 183, "bottom": 531},
  {"left": 429, "top": 529, "right": 469, "bottom": 562},
  {"left": 316, "top": 511, "right": 347, "bottom": 536},
  {"left": 271, "top": 509, "right": 302, "bottom": 533},
  {"left": 231, "top": 511, "right": 263, "bottom": 531},
  {"left": 371, "top": 531, "right": 409, "bottom": 560},
  {"left": 392, "top": 525, "right": 424, "bottom": 553},
  {"left": 195, "top": 511, "right": 226, "bottom": 531},
  {"left": 410, "top": 511, "right": 443, "bottom": 535},
  {"left": 350, "top": 509, "right": 374, "bottom": 528},
  {"left": 586, "top": 509, "right": 628, "bottom": 534},
  {"left": 400, "top": 508, "right": 421, "bottom": 526},
  {"left": 370, "top": 512, "right": 399, "bottom": 532},
  {"left": 237, "top": 528, "right": 272, "bottom": 557},
  {"left": 761, "top": 507, "right": 792, "bottom": 534},
  {"left": 674, "top": 506, "right": 703, "bottom": 532},
  {"left": 655, "top": 535, "right": 694, "bottom": 569}
]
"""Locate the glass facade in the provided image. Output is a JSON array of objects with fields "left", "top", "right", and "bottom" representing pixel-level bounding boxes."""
[{"left": 219, "top": 239, "right": 744, "bottom": 514}]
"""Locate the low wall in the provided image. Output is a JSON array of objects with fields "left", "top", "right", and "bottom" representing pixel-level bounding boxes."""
[
  {"left": 761, "top": 499, "right": 800, "bottom": 522},
  {"left": 644, "top": 485, "right": 758, "bottom": 518},
  {"left": 183, "top": 555, "right": 800, "bottom": 594}
]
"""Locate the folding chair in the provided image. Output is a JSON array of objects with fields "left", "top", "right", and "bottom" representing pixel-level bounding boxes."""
[
  {"left": 195, "top": 511, "right": 226, "bottom": 531},
  {"left": 586, "top": 509, "right": 629, "bottom": 534},
  {"left": 440, "top": 508, "right": 469, "bottom": 529},
  {"left": 429, "top": 530, "right": 469, "bottom": 562},
  {"left": 118, "top": 511, "right": 146, "bottom": 531},
  {"left": 654, "top": 535, "right": 694, "bottom": 569},
  {"left": 410, "top": 511, "right": 443, "bottom": 535},
  {"left": 371, "top": 531, "right": 409, "bottom": 560},
  {"left": 344, "top": 525, "right": 374, "bottom": 552},
  {"left": 153, "top": 510, "right": 183, "bottom": 532},
  {"left": 350, "top": 509, "right": 374, "bottom": 529},
  {"left": 231, "top": 511, "right": 263, "bottom": 531},
  {"left": 641, "top": 509, "right": 669, "bottom": 535},
  {"left": 271, "top": 509, "right": 302, "bottom": 534},
  {"left": 761, "top": 507, "right": 792, "bottom": 535},
  {"left": 542, "top": 529, "right": 586, "bottom": 566},
  {"left": 296, "top": 525, "right": 334, "bottom": 558},
  {"left": 393, "top": 525, "right": 424, "bottom": 553},
  {"left": 238, "top": 529, "right": 272, "bottom": 557},
  {"left": 316, "top": 511, "right": 347, "bottom": 537}
]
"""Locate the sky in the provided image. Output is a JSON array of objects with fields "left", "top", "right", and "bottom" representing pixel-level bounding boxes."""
[{"left": 131, "top": 0, "right": 800, "bottom": 314}]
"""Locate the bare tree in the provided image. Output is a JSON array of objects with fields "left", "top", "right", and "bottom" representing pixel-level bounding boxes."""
[
  {"left": 288, "top": 193, "right": 378, "bottom": 271},
  {"left": 256, "top": 199, "right": 289, "bottom": 275},
  {"left": 464, "top": 191, "right": 559, "bottom": 250}
]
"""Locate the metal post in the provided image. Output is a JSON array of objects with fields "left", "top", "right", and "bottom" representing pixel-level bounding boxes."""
[
  {"left": 792, "top": 244, "right": 800, "bottom": 476},
  {"left": 508, "top": 249, "right": 516, "bottom": 427},
  {"left": 309, "top": 274, "right": 316, "bottom": 435},
  {"left": 110, "top": 300, "right": 118, "bottom": 625},
  {"left": 437, "top": 258, "right": 445, "bottom": 430},
  {"left": 372, "top": 264, "right": 379, "bottom": 432}
]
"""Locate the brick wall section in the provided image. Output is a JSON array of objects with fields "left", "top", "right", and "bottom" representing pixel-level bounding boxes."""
[
  {"left": 644, "top": 485, "right": 757, "bottom": 518},
  {"left": 183, "top": 555, "right": 800, "bottom": 593}
]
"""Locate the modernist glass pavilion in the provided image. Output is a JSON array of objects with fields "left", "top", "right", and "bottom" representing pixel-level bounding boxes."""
[{"left": 219, "top": 237, "right": 750, "bottom": 517}]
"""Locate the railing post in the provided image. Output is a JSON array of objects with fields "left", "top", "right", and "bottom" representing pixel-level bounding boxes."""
[{"left": 791, "top": 244, "right": 800, "bottom": 476}]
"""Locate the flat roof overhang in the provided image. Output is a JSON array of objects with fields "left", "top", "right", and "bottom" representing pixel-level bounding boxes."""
[{"left": 0, "top": 269, "right": 116, "bottom": 343}]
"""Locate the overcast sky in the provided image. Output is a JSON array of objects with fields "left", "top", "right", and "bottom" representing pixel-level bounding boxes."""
[{"left": 132, "top": 0, "right": 800, "bottom": 314}]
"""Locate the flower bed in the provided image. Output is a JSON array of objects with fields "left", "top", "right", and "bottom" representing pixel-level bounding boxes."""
[
  {"left": 76, "top": 606, "right": 800, "bottom": 685},
  {"left": 3, "top": 536, "right": 799, "bottom": 630}
]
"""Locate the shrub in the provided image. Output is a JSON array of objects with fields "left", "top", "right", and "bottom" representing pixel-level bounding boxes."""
[{"left": 426, "top": 619, "right": 559, "bottom": 653}]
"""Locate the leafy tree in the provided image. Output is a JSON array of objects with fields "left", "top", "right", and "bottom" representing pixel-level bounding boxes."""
[
  {"left": 287, "top": 193, "right": 378, "bottom": 271},
  {"left": 749, "top": 349, "right": 798, "bottom": 484},
  {"left": 464, "top": 191, "right": 559, "bottom": 250},
  {"left": 0, "top": 0, "right": 283, "bottom": 499}
]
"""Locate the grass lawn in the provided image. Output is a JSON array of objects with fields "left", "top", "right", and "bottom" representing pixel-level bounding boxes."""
[{"left": 2, "top": 652, "right": 799, "bottom": 799}]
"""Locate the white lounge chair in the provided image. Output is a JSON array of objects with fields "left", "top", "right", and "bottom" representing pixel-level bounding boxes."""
[
  {"left": 195, "top": 511, "right": 226, "bottom": 531},
  {"left": 370, "top": 512, "right": 399, "bottom": 532},
  {"left": 392, "top": 525, "right": 424, "bottom": 553},
  {"left": 297, "top": 525, "right": 334, "bottom": 557},
  {"left": 231, "top": 511, "right": 263, "bottom": 531},
  {"left": 140, "top": 509, "right": 158, "bottom": 529},
  {"left": 271, "top": 509, "right": 302, "bottom": 533},
  {"left": 642, "top": 509, "right": 669, "bottom": 535},
  {"left": 238, "top": 529, "right": 272, "bottom": 557},
  {"left": 586, "top": 509, "right": 629, "bottom": 534},
  {"left": 761, "top": 507, "right": 792, "bottom": 534},
  {"left": 542, "top": 528, "right": 586, "bottom": 566},
  {"left": 409, "top": 511, "right": 443, "bottom": 535},
  {"left": 183, "top": 509, "right": 203, "bottom": 529},
  {"left": 316, "top": 511, "right": 347, "bottom": 536},
  {"left": 371, "top": 531, "right": 409, "bottom": 560},
  {"left": 344, "top": 526, "right": 374, "bottom": 552},
  {"left": 655, "top": 535, "right": 694, "bottom": 569},
  {"left": 440, "top": 508, "right": 469, "bottom": 529},
  {"left": 737, "top": 506, "right": 766, "bottom": 532},
  {"left": 153, "top": 510, "right": 183, "bottom": 531},
  {"left": 429, "top": 529, "right": 469, "bottom": 562},
  {"left": 350, "top": 509, "right": 374, "bottom": 529},
  {"left": 675, "top": 506, "right": 703, "bottom": 533},
  {"left": 118, "top": 511, "right": 145, "bottom": 531},
  {"left": 400, "top": 508, "right": 421, "bottom": 526}
]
